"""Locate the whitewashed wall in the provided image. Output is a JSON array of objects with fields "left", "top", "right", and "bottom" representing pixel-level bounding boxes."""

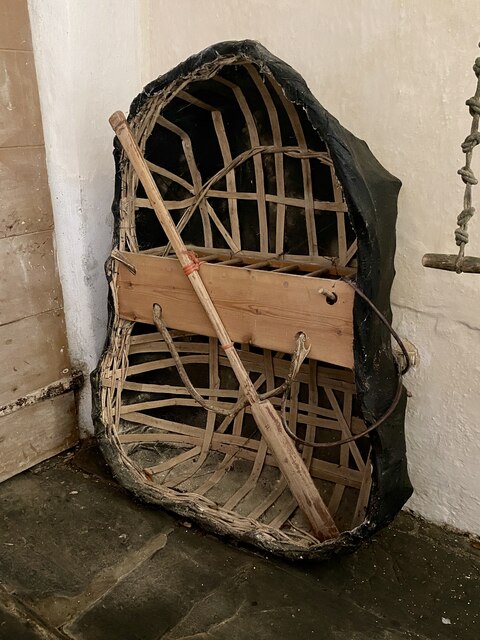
[
  {"left": 29, "top": 0, "right": 480, "bottom": 535},
  {"left": 28, "top": 0, "right": 147, "bottom": 434}
]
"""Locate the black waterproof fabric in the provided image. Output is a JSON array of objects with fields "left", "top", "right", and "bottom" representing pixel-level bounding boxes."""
[{"left": 93, "top": 40, "right": 412, "bottom": 559}]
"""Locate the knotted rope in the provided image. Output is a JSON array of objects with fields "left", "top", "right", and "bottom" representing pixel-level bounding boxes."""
[
  {"left": 454, "top": 48, "right": 480, "bottom": 272},
  {"left": 182, "top": 249, "right": 203, "bottom": 276},
  {"left": 152, "top": 303, "right": 311, "bottom": 417}
]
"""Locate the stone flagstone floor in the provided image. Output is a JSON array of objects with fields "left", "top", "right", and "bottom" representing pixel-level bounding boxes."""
[{"left": 0, "top": 442, "right": 478, "bottom": 640}]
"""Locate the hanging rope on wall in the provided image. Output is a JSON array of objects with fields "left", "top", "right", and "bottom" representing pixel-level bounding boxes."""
[{"left": 423, "top": 44, "right": 480, "bottom": 274}]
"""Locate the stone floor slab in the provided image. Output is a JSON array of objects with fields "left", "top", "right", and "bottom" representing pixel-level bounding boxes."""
[{"left": 0, "top": 443, "right": 477, "bottom": 640}]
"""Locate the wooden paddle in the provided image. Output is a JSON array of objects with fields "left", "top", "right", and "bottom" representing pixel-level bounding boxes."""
[{"left": 109, "top": 111, "right": 339, "bottom": 541}]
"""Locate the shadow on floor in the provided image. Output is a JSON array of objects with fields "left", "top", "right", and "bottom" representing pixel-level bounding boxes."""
[{"left": 0, "top": 442, "right": 478, "bottom": 640}]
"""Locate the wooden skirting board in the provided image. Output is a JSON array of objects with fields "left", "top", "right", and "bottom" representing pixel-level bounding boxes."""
[
  {"left": 0, "top": 392, "right": 78, "bottom": 483},
  {"left": 0, "top": 372, "right": 82, "bottom": 481},
  {"left": 116, "top": 252, "right": 354, "bottom": 369},
  {"left": 0, "top": 371, "right": 83, "bottom": 419}
]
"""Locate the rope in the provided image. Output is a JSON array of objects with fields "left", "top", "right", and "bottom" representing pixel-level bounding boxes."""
[
  {"left": 182, "top": 249, "right": 203, "bottom": 276},
  {"left": 152, "top": 304, "right": 311, "bottom": 416},
  {"left": 280, "top": 278, "right": 411, "bottom": 448},
  {"left": 454, "top": 46, "right": 480, "bottom": 272}
]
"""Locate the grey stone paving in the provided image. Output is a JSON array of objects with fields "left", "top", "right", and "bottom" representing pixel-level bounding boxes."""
[{"left": 0, "top": 443, "right": 478, "bottom": 639}]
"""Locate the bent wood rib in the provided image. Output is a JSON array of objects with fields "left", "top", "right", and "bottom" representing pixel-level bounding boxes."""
[{"left": 109, "top": 110, "right": 339, "bottom": 541}]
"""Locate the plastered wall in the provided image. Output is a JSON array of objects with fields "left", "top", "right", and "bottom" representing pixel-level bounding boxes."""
[
  {"left": 28, "top": 0, "right": 146, "bottom": 435},
  {"left": 29, "top": 0, "right": 480, "bottom": 535}
]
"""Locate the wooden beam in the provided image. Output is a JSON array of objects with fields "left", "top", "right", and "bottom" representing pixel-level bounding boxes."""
[
  {"left": 115, "top": 252, "right": 354, "bottom": 369},
  {"left": 422, "top": 253, "right": 480, "bottom": 273}
]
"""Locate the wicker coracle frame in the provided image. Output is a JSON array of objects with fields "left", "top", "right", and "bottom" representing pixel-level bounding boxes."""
[{"left": 92, "top": 40, "right": 412, "bottom": 560}]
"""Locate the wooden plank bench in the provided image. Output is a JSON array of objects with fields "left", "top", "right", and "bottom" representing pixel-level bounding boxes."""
[{"left": 115, "top": 251, "right": 354, "bottom": 369}]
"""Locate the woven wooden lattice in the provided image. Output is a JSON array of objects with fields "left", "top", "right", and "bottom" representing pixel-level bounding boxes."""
[{"left": 97, "top": 61, "right": 372, "bottom": 553}]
